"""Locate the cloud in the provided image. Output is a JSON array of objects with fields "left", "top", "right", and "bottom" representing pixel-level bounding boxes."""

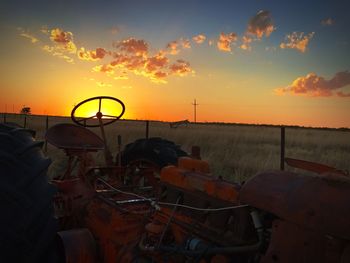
[
  {"left": 78, "top": 47, "right": 108, "bottom": 61},
  {"left": 166, "top": 40, "right": 179, "bottom": 55},
  {"left": 42, "top": 45, "right": 75, "bottom": 63},
  {"left": 19, "top": 25, "right": 193, "bottom": 83},
  {"left": 217, "top": 32, "right": 237, "bottom": 52},
  {"left": 321, "top": 18, "right": 335, "bottom": 26},
  {"left": 49, "top": 28, "right": 77, "bottom": 53},
  {"left": 247, "top": 10, "right": 275, "bottom": 38},
  {"left": 275, "top": 71, "right": 350, "bottom": 97},
  {"left": 181, "top": 38, "right": 191, "bottom": 49},
  {"left": 240, "top": 35, "right": 253, "bottom": 51},
  {"left": 96, "top": 82, "right": 112, "bottom": 88},
  {"left": 280, "top": 32, "right": 315, "bottom": 53},
  {"left": 92, "top": 64, "right": 115, "bottom": 75},
  {"left": 169, "top": 59, "right": 193, "bottom": 76},
  {"left": 193, "top": 34, "right": 206, "bottom": 44},
  {"left": 40, "top": 25, "right": 50, "bottom": 35},
  {"left": 113, "top": 38, "right": 148, "bottom": 56},
  {"left": 20, "top": 33, "right": 39, "bottom": 43},
  {"left": 17, "top": 28, "right": 39, "bottom": 43},
  {"left": 145, "top": 53, "right": 169, "bottom": 72}
]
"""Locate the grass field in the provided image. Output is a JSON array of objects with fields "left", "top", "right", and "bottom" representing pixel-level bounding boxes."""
[{"left": 2, "top": 113, "right": 349, "bottom": 182}]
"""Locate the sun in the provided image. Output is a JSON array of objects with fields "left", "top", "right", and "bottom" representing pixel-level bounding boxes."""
[{"left": 73, "top": 98, "right": 125, "bottom": 119}]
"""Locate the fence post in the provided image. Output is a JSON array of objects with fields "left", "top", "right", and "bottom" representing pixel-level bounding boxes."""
[
  {"left": 44, "top": 115, "right": 49, "bottom": 152},
  {"left": 145, "top": 120, "right": 149, "bottom": 139},
  {"left": 117, "top": 135, "right": 122, "bottom": 166},
  {"left": 3, "top": 113, "right": 6, "bottom": 123},
  {"left": 280, "top": 126, "right": 285, "bottom": 170},
  {"left": 24, "top": 115, "right": 27, "bottom": 128}
]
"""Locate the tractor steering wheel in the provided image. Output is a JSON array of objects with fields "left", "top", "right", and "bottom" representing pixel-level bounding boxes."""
[{"left": 71, "top": 96, "right": 125, "bottom": 127}]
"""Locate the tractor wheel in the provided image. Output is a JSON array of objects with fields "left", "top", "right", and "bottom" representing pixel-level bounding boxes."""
[
  {"left": 0, "top": 123, "right": 59, "bottom": 263},
  {"left": 120, "top": 137, "right": 187, "bottom": 189},
  {"left": 121, "top": 137, "right": 187, "bottom": 167}
]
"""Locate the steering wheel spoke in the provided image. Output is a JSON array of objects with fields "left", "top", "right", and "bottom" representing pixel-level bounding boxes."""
[
  {"left": 76, "top": 115, "right": 96, "bottom": 123},
  {"left": 71, "top": 96, "right": 125, "bottom": 127},
  {"left": 101, "top": 114, "right": 119, "bottom": 119}
]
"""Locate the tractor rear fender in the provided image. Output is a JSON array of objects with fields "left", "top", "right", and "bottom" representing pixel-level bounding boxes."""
[{"left": 239, "top": 171, "right": 350, "bottom": 240}]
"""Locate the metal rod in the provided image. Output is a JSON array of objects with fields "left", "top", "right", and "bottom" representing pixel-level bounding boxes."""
[{"left": 280, "top": 126, "right": 285, "bottom": 170}]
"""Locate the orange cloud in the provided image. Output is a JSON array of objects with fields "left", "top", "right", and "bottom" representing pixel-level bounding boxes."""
[
  {"left": 78, "top": 47, "right": 108, "bottom": 61},
  {"left": 20, "top": 24, "right": 193, "bottom": 83},
  {"left": 247, "top": 10, "right": 275, "bottom": 39},
  {"left": 321, "top": 18, "right": 335, "bottom": 26},
  {"left": 217, "top": 32, "right": 237, "bottom": 52},
  {"left": 192, "top": 34, "right": 206, "bottom": 44},
  {"left": 275, "top": 71, "right": 350, "bottom": 97},
  {"left": 240, "top": 35, "right": 253, "bottom": 51},
  {"left": 181, "top": 38, "right": 191, "bottom": 49},
  {"left": 166, "top": 41, "right": 179, "bottom": 55},
  {"left": 114, "top": 38, "right": 148, "bottom": 56},
  {"left": 280, "top": 32, "right": 314, "bottom": 53},
  {"left": 145, "top": 53, "right": 169, "bottom": 72},
  {"left": 92, "top": 64, "right": 115, "bottom": 75},
  {"left": 169, "top": 59, "right": 193, "bottom": 76},
  {"left": 49, "top": 28, "right": 77, "bottom": 53}
]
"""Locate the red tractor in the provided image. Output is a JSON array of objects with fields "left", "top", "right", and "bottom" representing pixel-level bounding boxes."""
[{"left": 1, "top": 96, "right": 349, "bottom": 263}]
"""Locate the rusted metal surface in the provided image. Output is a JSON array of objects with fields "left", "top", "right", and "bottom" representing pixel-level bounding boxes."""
[
  {"left": 285, "top": 157, "right": 348, "bottom": 177},
  {"left": 261, "top": 220, "right": 348, "bottom": 263},
  {"left": 161, "top": 165, "right": 240, "bottom": 202},
  {"left": 57, "top": 228, "right": 96, "bottom": 263},
  {"left": 177, "top": 156, "right": 210, "bottom": 173},
  {"left": 83, "top": 198, "right": 151, "bottom": 262},
  {"left": 240, "top": 171, "right": 350, "bottom": 239},
  {"left": 45, "top": 123, "right": 104, "bottom": 150},
  {"left": 52, "top": 178, "right": 95, "bottom": 224}
]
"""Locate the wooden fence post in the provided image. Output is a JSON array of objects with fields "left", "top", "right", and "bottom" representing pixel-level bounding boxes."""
[
  {"left": 44, "top": 115, "right": 49, "bottom": 152},
  {"left": 280, "top": 126, "right": 285, "bottom": 170},
  {"left": 24, "top": 115, "right": 27, "bottom": 128},
  {"left": 3, "top": 113, "right": 6, "bottom": 123},
  {"left": 145, "top": 120, "right": 149, "bottom": 139}
]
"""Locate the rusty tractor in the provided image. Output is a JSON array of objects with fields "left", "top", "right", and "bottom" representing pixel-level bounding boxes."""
[{"left": 1, "top": 96, "right": 349, "bottom": 263}]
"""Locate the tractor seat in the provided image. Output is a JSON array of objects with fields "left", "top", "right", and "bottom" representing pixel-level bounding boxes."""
[{"left": 45, "top": 123, "right": 105, "bottom": 151}]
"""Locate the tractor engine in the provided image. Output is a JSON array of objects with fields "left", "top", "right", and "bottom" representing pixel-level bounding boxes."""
[
  {"left": 57, "top": 156, "right": 263, "bottom": 263},
  {"left": 139, "top": 157, "right": 261, "bottom": 262}
]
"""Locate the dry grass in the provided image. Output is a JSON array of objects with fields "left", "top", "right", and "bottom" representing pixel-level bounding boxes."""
[{"left": 3, "top": 113, "right": 349, "bottom": 182}]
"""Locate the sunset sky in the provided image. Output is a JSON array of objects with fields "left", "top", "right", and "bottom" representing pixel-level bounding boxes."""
[{"left": 1, "top": 0, "right": 349, "bottom": 127}]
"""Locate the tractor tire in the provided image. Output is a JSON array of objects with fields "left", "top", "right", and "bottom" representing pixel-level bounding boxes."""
[
  {"left": 121, "top": 137, "right": 187, "bottom": 168},
  {"left": 0, "top": 123, "right": 59, "bottom": 263}
]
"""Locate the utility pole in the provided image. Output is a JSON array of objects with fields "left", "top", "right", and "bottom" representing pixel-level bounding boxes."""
[{"left": 192, "top": 99, "right": 199, "bottom": 123}]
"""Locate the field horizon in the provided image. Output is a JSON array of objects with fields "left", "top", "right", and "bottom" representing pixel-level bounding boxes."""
[
  {"left": 1, "top": 113, "right": 349, "bottom": 182},
  {"left": 2, "top": 112, "right": 349, "bottom": 131}
]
